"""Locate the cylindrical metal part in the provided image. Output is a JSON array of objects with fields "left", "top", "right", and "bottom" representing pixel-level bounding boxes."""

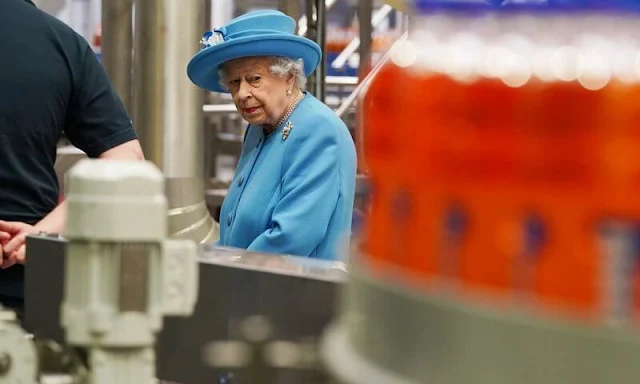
[
  {"left": 102, "top": 0, "right": 134, "bottom": 113},
  {"left": 162, "top": 0, "right": 204, "bottom": 179},
  {"left": 133, "top": 0, "right": 164, "bottom": 167},
  {"left": 133, "top": 0, "right": 217, "bottom": 243}
]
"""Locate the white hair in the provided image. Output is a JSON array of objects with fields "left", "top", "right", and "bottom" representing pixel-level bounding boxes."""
[{"left": 218, "top": 56, "right": 306, "bottom": 91}]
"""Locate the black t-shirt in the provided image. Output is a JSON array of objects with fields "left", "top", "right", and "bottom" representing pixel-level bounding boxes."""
[{"left": 0, "top": 0, "right": 138, "bottom": 298}]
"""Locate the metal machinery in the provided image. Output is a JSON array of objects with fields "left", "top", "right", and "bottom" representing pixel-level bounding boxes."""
[
  {"left": 6, "top": 158, "right": 344, "bottom": 384},
  {"left": 1, "top": 157, "right": 199, "bottom": 384}
]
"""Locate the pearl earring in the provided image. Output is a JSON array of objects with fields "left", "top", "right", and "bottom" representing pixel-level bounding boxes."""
[{"left": 287, "top": 90, "right": 292, "bottom": 96}]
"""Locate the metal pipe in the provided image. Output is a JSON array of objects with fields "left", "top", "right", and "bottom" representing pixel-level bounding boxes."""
[
  {"left": 305, "top": 0, "right": 327, "bottom": 101},
  {"left": 133, "top": 0, "right": 217, "bottom": 243},
  {"left": 133, "top": 0, "right": 163, "bottom": 167},
  {"left": 335, "top": 31, "right": 408, "bottom": 118},
  {"left": 304, "top": 0, "right": 318, "bottom": 97},
  {"left": 358, "top": 0, "right": 374, "bottom": 82},
  {"left": 331, "top": 4, "right": 394, "bottom": 70},
  {"left": 315, "top": 0, "right": 327, "bottom": 102},
  {"left": 101, "top": 0, "right": 133, "bottom": 113},
  {"left": 202, "top": 0, "right": 215, "bottom": 189},
  {"left": 298, "top": 0, "right": 338, "bottom": 36}
]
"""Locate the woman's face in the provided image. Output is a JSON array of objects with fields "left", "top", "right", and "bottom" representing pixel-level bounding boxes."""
[{"left": 222, "top": 57, "right": 294, "bottom": 127}]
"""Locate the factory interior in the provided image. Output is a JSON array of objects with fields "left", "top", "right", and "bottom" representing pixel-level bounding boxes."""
[{"left": 3, "top": 0, "right": 640, "bottom": 383}]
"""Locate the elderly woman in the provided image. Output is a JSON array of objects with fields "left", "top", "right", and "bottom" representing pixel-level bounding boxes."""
[{"left": 187, "top": 10, "right": 357, "bottom": 260}]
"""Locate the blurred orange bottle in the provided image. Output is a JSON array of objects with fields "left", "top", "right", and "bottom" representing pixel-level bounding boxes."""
[{"left": 361, "top": 1, "right": 640, "bottom": 323}]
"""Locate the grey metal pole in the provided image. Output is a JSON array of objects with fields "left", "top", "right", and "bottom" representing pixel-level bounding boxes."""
[
  {"left": 314, "top": 0, "right": 327, "bottom": 102},
  {"left": 133, "top": 0, "right": 163, "bottom": 167},
  {"left": 304, "top": 0, "right": 318, "bottom": 97},
  {"left": 202, "top": 0, "right": 215, "bottom": 188},
  {"left": 133, "top": 0, "right": 217, "bottom": 243},
  {"left": 101, "top": 0, "right": 133, "bottom": 113},
  {"left": 304, "top": 0, "right": 326, "bottom": 101},
  {"left": 358, "top": 0, "right": 373, "bottom": 79}
]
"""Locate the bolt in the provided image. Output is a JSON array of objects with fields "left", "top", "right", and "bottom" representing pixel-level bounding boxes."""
[{"left": 241, "top": 316, "right": 271, "bottom": 343}]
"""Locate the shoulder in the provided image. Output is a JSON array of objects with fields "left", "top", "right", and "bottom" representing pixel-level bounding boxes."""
[
  {"left": 34, "top": 4, "right": 90, "bottom": 50},
  {"left": 31, "top": 6, "right": 94, "bottom": 78},
  {"left": 2, "top": 0, "right": 90, "bottom": 61},
  {"left": 289, "top": 94, "right": 351, "bottom": 146}
]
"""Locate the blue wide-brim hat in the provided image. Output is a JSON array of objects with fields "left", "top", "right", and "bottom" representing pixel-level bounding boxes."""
[{"left": 187, "top": 9, "right": 322, "bottom": 93}]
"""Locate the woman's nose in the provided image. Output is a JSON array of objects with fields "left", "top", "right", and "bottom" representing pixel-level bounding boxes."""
[{"left": 237, "top": 81, "right": 252, "bottom": 99}]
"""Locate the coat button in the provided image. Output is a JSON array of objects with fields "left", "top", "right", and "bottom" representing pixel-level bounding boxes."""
[
  {"left": 238, "top": 176, "right": 244, "bottom": 187},
  {"left": 226, "top": 215, "right": 232, "bottom": 226}
]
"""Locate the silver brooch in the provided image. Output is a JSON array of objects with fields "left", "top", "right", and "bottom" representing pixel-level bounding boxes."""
[{"left": 282, "top": 121, "right": 293, "bottom": 141}]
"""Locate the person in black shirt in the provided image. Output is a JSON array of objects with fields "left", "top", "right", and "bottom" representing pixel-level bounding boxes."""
[{"left": 0, "top": 0, "right": 144, "bottom": 318}]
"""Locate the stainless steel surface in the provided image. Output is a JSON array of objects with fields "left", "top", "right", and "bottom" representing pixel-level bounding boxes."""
[
  {"left": 199, "top": 244, "right": 348, "bottom": 282},
  {"left": 102, "top": 0, "right": 134, "bottom": 113},
  {"left": 335, "top": 31, "right": 408, "bottom": 118},
  {"left": 323, "top": 259, "right": 640, "bottom": 384},
  {"left": 165, "top": 177, "right": 217, "bottom": 241},
  {"left": 331, "top": 4, "right": 394, "bottom": 70},
  {"left": 133, "top": 0, "right": 164, "bottom": 169},
  {"left": 133, "top": 0, "right": 216, "bottom": 243},
  {"left": 25, "top": 236, "right": 342, "bottom": 384},
  {"left": 161, "top": 0, "right": 204, "bottom": 180}
]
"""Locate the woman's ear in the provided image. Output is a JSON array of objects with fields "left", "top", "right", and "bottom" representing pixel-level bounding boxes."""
[{"left": 287, "top": 72, "right": 296, "bottom": 88}]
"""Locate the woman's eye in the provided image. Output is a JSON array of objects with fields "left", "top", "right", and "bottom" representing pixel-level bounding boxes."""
[
  {"left": 229, "top": 79, "right": 240, "bottom": 85},
  {"left": 249, "top": 76, "right": 261, "bottom": 82}
]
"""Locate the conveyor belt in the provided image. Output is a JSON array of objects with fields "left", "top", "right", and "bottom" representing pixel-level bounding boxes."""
[{"left": 24, "top": 236, "right": 345, "bottom": 384}]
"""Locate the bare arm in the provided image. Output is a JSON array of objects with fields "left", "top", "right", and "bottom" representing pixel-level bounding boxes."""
[
  {"left": 99, "top": 139, "right": 145, "bottom": 161},
  {"left": 0, "top": 139, "right": 145, "bottom": 268},
  {"left": 34, "top": 139, "right": 145, "bottom": 235}
]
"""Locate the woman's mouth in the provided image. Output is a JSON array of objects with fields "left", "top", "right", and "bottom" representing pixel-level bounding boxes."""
[{"left": 244, "top": 107, "right": 260, "bottom": 115}]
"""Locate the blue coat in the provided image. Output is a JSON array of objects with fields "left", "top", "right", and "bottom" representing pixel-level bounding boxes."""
[{"left": 217, "top": 93, "right": 357, "bottom": 260}]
